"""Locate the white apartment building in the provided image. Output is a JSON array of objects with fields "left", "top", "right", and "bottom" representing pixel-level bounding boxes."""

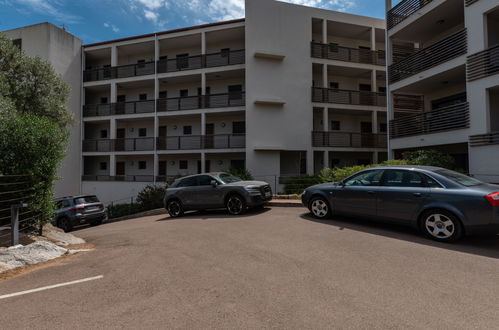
[
  {"left": 80, "top": 0, "right": 386, "bottom": 203},
  {"left": 385, "top": 0, "right": 499, "bottom": 182}
]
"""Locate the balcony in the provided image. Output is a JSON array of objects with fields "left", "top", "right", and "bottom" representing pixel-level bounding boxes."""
[
  {"left": 311, "top": 42, "right": 385, "bottom": 66},
  {"left": 83, "top": 100, "right": 155, "bottom": 117},
  {"left": 82, "top": 138, "right": 155, "bottom": 152},
  {"left": 83, "top": 62, "right": 155, "bottom": 82},
  {"left": 157, "top": 49, "right": 245, "bottom": 74},
  {"left": 389, "top": 102, "right": 469, "bottom": 138},
  {"left": 389, "top": 29, "right": 467, "bottom": 84},
  {"left": 467, "top": 44, "right": 499, "bottom": 82},
  {"left": 312, "top": 87, "right": 386, "bottom": 106},
  {"left": 387, "top": 0, "right": 435, "bottom": 30},
  {"left": 81, "top": 175, "right": 154, "bottom": 182},
  {"left": 312, "top": 131, "right": 387, "bottom": 148},
  {"left": 393, "top": 94, "right": 424, "bottom": 113},
  {"left": 156, "top": 134, "right": 245, "bottom": 150},
  {"left": 157, "top": 92, "right": 245, "bottom": 112},
  {"left": 469, "top": 132, "right": 499, "bottom": 147}
]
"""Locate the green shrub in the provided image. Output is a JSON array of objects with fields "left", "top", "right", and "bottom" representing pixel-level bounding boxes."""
[
  {"left": 402, "top": 150, "right": 455, "bottom": 169},
  {"left": 319, "top": 165, "right": 372, "bottom": 183},
  {"left": 136, "top": 184, "right": 166, "bottom": 210},
  {"left": 283, "top": 175, "right": 322, "bottom": 194},
  {"left": 226, "top": 168, "right": 254, "bottom": 181},
  {"left": 107, "top": 203, "right": 145, "bottom": 219}
]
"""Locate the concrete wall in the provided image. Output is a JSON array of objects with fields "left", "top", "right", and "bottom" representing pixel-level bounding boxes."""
[{"left": 3, "top": 22, "right": 82, "bottom": 199}]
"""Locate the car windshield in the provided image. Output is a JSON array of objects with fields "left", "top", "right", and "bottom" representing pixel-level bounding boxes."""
[
  {"left": 218, "top": 173, "right": 242, "bottom": 184},
  {"left": 434, "top": 169, "right": 483, "bottom": 187},
  {"left": 74, "top": 196, "right": 100, "bottom": 204}
]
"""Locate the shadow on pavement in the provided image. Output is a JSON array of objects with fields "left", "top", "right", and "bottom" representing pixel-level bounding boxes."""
[
  {"left": 299, "top": 212, "right": 499, "bottom": 259},
  {"left": 156, "top": 207, "right": 271, "bottom": 222}
]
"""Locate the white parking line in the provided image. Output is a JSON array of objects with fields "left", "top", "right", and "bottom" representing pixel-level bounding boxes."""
[{"left": 0, "top": 275, "right": 104, "bottom": 300}]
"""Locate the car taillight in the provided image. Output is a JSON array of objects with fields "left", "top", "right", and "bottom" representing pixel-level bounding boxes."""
[
  {"left": 485, "top": 192, "right": 499, "bottom": 207},
  {"left": 71, "top": 206, "right": 85, "bottom": 212}
]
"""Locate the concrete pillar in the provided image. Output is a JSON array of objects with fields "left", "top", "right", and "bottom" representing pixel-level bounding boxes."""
[
  {"left": 201, "top": 73, "right": 206, "bottom": 95},
  {"left": 201, "top": 32, "right": 206, "bottom": 54},
  {"left": 154, "top": 154, "right": 159, "bottom": 178},
  {"left": 372, "top": 111, "right": 378, "bottom": 133},
  {"left": 385, "top": 0, "right": 392, "bottom": 11},
  {"left": 201, "top": 112, "right": 206, "bottom": 135},
  {"left": 371, "top": 70, "right": 377, "bottom": 93},
  {"left": 201, "top": 152, "right": 206, "bottom": 173},
  {"left": 306, "top": 151, "right": 314, "bottom": 176},
  {"left": 373, "top": 152, "right": 379, "bottom": 164},
  {"left": 322, "top": 64, "right": 328, "bottom": 88},
  {"left": 322, "top": 19, "right": 327, "bottom": 44},
  {"left": 154, "top": 37, "right": 159, "bottom": 62},
  {"left": 324, "top": 151, "right": 330, "bottom": 169},
  {"left": 110, "top": 155, "right": 116, "bottom": 176},
  {"left": 111, "top": 45, "right": 117, "bottom": 67},
  {"left": 371, "top": 27, "right": 376, "bottom": 51},
  {"left": 322, "top": 107, "right": 329, "bottom": 131},
  {"left": 110, "top": 118, "right": 116, "bottom": 139},
  {"left": 110, "top": 82, "right": 117, "bottom": 103}
]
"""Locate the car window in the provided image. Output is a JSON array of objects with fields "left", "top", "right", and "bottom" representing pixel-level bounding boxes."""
[
  {"left": 197, "top": 175, "right": 214, "bottom": 186},
  {"left": 434, "top": 169, "right": 483, "bottom": 187},
  {"left": 423, "top": 174, "right": 443, "bottom": 188},
  {"left": 343, "top": 170, "right": 383, "bottom": 187},
  {"left": 74, "top": 196, "right": 99, "bottom": 204},
  {"left": 178, "top": 177, "right": 198, "bottom": 187},
  {"left": 382, "top": 170, "right": 426, "bottom": 187},
  {"left": 219, "top": 173, "right": 241, "bottom": 184}
]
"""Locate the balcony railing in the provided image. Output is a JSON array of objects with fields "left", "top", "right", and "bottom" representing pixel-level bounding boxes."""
[
  {"left": 83, "top": 61, "right": 155, "bottom": 82},
  {"left": 83, "top": 100, "right": 155, "bottom": 117},
  {"left": 81, "top": 175, "right": 154, "bottom": 182},
  {"left": 389, "top": 102, "right": 469, "bottom": 138},
  {"left": 157, "top": 92, "right": 245, "bottom": 112},
  {"left": 393, "top": 94, "right": 424, "bottom": 113},
  {"left": 312, "top": 87, "right": 386, "bottom": 106},
  {"left": 311, "top": 42, "right": 385, "bottom": 66},
  {"left": 312, "top": 131, "right": 387, "bottom": 148},
  {"left": 156, "top": 49, "right": 245, "bottom": 74},
  {"left": 156, "top": 134, "right": 245, "bottom": 150},
  {"left": 82, "top": 138, "right": 155, "bottom": 152},
  {"left": 469, "top": 132, "right": 499, "bottom": 147},
  {"left": 467, "top": 44, "right": 499, "bottom": 81},
  {"left": 389, "top": 29, "right": 467, "bottom": 84},
  {"left": 387, "top": 0, "right": 434, "bottom": 30}
]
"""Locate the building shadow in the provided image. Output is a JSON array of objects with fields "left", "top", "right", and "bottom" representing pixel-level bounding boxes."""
[
  {"left": 299, "top": 212, "right": 499, "bottom": 259},
  {"left": 156, "top": 206, "right": 271, "bottom": 222}
]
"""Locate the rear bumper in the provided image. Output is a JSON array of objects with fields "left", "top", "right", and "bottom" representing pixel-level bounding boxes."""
[{"left": 74, "top": 212, "right": 107, "bottom": 224}]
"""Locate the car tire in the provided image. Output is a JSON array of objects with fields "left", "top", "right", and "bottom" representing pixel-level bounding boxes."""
[
  {"left": 166, "top": 199, "right": 184, "bottom": 218},
  {"left": 308, "top": 196, "right": 332, "bottom": 219},
  {"left": 419, "top": 209, "right": 463, "bottom": 243},
  {"left": 226, "top": 194, "right": 246, "bottom": 215},
  {"left": 58, "top": 217, "right": 73, "bottom": 233}
]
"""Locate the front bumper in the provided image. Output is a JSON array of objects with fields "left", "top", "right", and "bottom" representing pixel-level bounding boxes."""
[{"left": 247, "top": 195, "right": 273, "bottom": 207}]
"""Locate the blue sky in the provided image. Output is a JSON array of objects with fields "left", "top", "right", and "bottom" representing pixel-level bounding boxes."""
[{"left": 0, "top": 0, "right": 386, "bottom": 44}]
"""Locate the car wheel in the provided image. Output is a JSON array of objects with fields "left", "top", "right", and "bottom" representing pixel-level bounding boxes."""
[
  {"left": 58, "top": 217, "right": 73, "bottom": 232},
  {"left": 309, "top": 197, "right": 331, "bottom": 219},
  {"left": 167, "top": 200, "right": 184, "bottom": 218},
  {"left": 420, "top": 210, "right": 463, "bottom": 242},
  {"left": 226, "top": 194, "right": 246, "bottom": 215}
]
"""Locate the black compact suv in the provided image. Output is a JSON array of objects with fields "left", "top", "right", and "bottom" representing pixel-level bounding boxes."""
[
  {"left": 164, "top": 172, "right": 273, "bottom": 217},
  {"left": 53, "top": 195, "right": 107, "bottom": 232}
]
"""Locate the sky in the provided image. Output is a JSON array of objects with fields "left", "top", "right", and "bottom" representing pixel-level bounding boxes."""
[{"left": 0, "top": 0, "right": 386, "bottom": 44}]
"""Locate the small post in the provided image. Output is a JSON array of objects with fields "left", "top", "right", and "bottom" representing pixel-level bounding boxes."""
[{"left": 11, "top": 203, "right": 27, "bottom": 246}]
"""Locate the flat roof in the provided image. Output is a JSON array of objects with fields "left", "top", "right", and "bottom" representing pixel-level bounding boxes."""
[{"left": 84, "top": 18, "right": 245, "bottom": 48}]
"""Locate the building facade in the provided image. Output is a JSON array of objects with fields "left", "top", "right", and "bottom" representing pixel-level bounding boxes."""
[
  {"left": 80, "top": 0, "right": 386, "bottom": 202},
  {"left": 385, "top": 0, "right": 499, "bottom": 182}
]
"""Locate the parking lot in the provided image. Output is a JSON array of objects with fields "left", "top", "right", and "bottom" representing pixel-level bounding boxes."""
[{"left": 1, "top": 207, "right": 499, "bottom": 329}]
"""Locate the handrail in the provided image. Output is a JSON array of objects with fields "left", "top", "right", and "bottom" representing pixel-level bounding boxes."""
[
  {"left": 156, "top": 134, "right": 246, "bottom": 150},
  {"left": 467, "top": 43, "right": 499, "bottom": 81},
  {"left": 469, "top": 132, "right": 499, "bottom": 147},
  {"left": 387, "top": 0, "right": 434, "bottom": 30},
  {"left": 312, "top": 131, "right": 387, "bottom": 148},
  {"left": 310, "top": 42, "right": 385, "bottom": 66},
  {"left": 312, "top": 87, "right": 386, "bottom": 106}
]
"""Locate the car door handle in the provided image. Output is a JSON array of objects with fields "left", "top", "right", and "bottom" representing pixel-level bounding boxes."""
[{"left": 413, "top": 193, "right": 422, "bottom": 197}]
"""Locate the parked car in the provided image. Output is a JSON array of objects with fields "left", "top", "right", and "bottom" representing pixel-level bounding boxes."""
[
  {"left": 302, "top": 166, "right": 499, "bottom": 242},
  {"left": 164, "top": 172, "right": 273, "bottom": 217},
  {"left": 53, "top": 195, "right": 107, "bottom": 232}
]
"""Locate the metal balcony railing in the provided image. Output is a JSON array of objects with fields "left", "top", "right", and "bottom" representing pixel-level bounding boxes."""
[
  {"left": 393, "top": 94, "right": 424, "bottom": 113},
  {"left": 83, "top": 100, "right": 155, "bottom": 117},
  {"left": 389, "top": 102, "right": 469, "bottom": 138},
  {"left": 312, "top": 87, "right": 386, "bottom": 106},
  {"left": 82, "top": 138, "right": 155, "bottom": 152},
  {"left": 389, "top": 29, "right": 467, "bottom": 84},
  {"left": 81, "top": 175, "right": 154, "bottom": 182},
  {"left": 469, "top": 132, "right": 499, "bottom": 147},
  {"left": 312, "top": 131, "right": 387, "bottom": 148},
  {"left": 310, "top": 42, "right": 385, "bottom": 66},
  {"left": 467, "top": 44, "right": 499, "bottom": 81},
  {"left": 83, "top": 61, "right": 155, "bottom": 82},
  {"left": 156, "top": 92, "right": 245, "bottom": 112},
  {"left": 387, "top": 0, "right": 434, "bottom": 30},
  {"left": 156, "top": 134, "right": 245, "bottom": 150}
]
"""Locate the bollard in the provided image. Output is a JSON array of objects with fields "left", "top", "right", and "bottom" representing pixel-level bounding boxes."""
[{"left": 10, "top": 203, "right": 28, "bottom": 246}]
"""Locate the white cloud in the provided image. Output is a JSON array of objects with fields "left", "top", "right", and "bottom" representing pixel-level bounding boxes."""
[
  {"left": 103, "top": 22, "right": 120, "bottom": 33},
  {"left": 16, "top": 0, "right": 80, "bottom": 23}
]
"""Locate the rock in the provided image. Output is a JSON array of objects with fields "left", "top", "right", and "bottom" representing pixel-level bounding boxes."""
[
  {"left": 42, "top": 224, "right": 85, "bottom": 246},
  {"left": 0, "top": 241, "right": 68, "bottom": 271}
]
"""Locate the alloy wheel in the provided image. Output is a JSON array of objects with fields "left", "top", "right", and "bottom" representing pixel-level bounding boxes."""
[
  {"left": 168, "top": 201, "right": 181, "bottom": 217},
  {"left": 227, "top": 196, "right": 243, "bottom": 215},
  {"left": 311, "top": 199, "right": 329, "bottom": 218},
  {"left": 425, "top": 213, "right": 455, "bottom": 239}
]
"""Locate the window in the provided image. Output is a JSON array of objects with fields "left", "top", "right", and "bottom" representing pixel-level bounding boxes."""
[
  {"left": 138, "top": 161, "right": 147, "bottom": 170},
  {"left": 330, "top": 120, "right": 340, "bottom": 131},
  {"left": 434, "top": 169, "right": 483, "bottom": 187},
  {"left": 219, "top": 173, "right": 242, "bottom": 184},
  {"left": 183, "top": 126, "right": 192, "bottom": 135},
  {"left": 343, "top": 170, "right": 383, "bottom": 187},
  {"left": 424, "top": 175, "right": 443, "bottom": 188},
  {"left": 99, "top": 162, "right": 107, "bottom": 171},
  {"left": 138, "top": 128, "right": 147, "bottom": 137},
  {"left": 100, "top": 130, "right": 108, "bottom": 139},
  {"left": 382, "top": 170, "right": 425, "bottom": 187},
  {"left": 176, "top": 53, "right": 189, "bottom": 69},
  {"left": 179, "top": 160, "right": 188, "bottom": 170},
  {"left": 139, "top": 94, "right": 147, "bottom": 101},
  {"left": 12, "top": 38, "right": 22, "bottom": 50},
  {"left": 379, "top": 123, "right": 387, "bottom": 133},
  {"left": 100, "top": 97, "right": 108, "bottom": 104},
  {"left": 232, "top": 121, "right": 245, "bottom": 134},
  {"left": 178, "top": 176, "right": 198, "bottom": 187},
  {"left": 74, "top": 196, "right": 99, "bottom": 204},
  {"left": 329, "top": 82, "right": 339, "bottom": 89},
  {"left": 179, "top": 89, "right": 188, "bottom": 97},
  {"left": 197, "top": 175, "right": 214, "bottom": 186}
]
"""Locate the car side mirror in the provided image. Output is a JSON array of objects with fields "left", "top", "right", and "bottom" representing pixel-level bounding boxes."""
[
  {"left": 211, "top": 180, "right": 218, "bottom": 188},
  {"left": 338, "top": 181, "right": 345, "bottom": 187}
]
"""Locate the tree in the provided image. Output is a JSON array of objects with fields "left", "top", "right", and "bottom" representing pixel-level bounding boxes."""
[{"left": 0, "top": 33, "right": 71, "bottom": 231}]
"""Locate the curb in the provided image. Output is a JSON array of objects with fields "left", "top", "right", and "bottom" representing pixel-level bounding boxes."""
[{"left": 268, "top": 201, "right": 304, "bottom": 208}]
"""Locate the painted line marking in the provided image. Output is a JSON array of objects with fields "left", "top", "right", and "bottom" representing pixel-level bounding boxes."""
[{"left": 0, "top": 275, "right": 104, "bottom": 300}]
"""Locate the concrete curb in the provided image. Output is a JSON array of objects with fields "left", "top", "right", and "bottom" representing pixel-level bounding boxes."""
[
  {"left": 106, "top": 208, "right": 165, "bottom": 224},
  {"left": 268, "top": 201, "right": 304, "bottom": 208}
]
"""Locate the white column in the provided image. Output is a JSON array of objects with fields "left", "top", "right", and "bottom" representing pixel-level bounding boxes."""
[
  {"left": 111, "top": 45, "right": 117, "bottom": 67},
  {"left": 371, "top": 27, "right": 376, "bottom": 51},
  {"left": 201, "top": 32, "right": 206, "bottom": 54},
  {"left": 110, "top": 118, "right": 116, "bottom": 139},
  {"left": 322, "top": 19, "right": 327, "bottom": 44},
  {"left": 372, "top": 111, "right": 378, "bottom": 133},
  {"left": 322, "top": 64, "right": 328, "bottom": 88},
  {"left": 371, "top": 70, "right": 377, "bottom": 93},
  {"left": 201, "top": 152, "right": 206, "bottom": 173},
  {"left": 154, "top": 37, "right": 159, "bottom": 62},
  {"left": 110, "top": 155, "right": 116, "bottom": 176},
  {"left": 201, "top": 73, "right": 206, "bottom": 95},
  {"left": 201, "top": 112, "right": 206, "bottom": 135},
  {"left": 322, "top": 107, "right": 329, "bottom": 131},
  {"left": 324, "top": 151, "right": 329, "bottom": 169},
  {"left": 110, "top": 82, "right": 117, "bottom": 103},
  {"left": 154, "top": 154, "right": 159, "bottom": 178}
]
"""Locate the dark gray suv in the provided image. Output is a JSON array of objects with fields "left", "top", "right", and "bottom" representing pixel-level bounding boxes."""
[
  {"left": 164, "top": 172, "right": 272, "bottom": 217},
  {"left": 53, "top": 195, "right": 107, "bottom": 232}
]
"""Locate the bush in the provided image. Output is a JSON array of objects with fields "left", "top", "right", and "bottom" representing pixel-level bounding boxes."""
[
  {"left": 283, "top": 175, "right": 322, "bottom": 194},
  {"left": 319, "top": 165, "right": 372, "bottom": 183},
  {"left": 226, "top": 168, "right": 254, "bottom": 181},
  {"left": 402, "top": 150, "right": 455, "bottom": 169},
  {"left": 136, "top": 184, "right": 166, "bottom": 210},
  {"left": 107, "top": 203, "right": 145, "bottom": 219}
]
